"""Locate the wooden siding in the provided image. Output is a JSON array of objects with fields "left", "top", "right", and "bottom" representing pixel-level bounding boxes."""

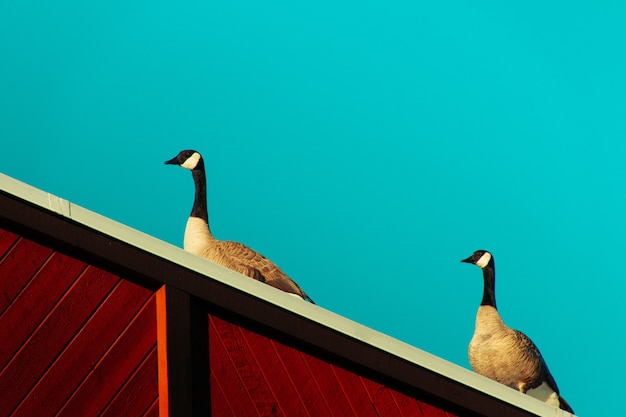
[
  {"left": 0, "top": 229, "right": 158, "bottom": 417},
  {"left": 0, "top": 175, "right": 562, "bottom": 417},
  {"left": 209, "top": 314, "right": 459, "bottom": 417},
  {"left": 0, "top": 224, "right": 461, "bottom": 417}
]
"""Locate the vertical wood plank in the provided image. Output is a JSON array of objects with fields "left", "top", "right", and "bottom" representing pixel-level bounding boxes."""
[
  {"left": 190, "top": 298, "right": 210, "bottom": 416},
  {"left": 156, "top": 287, "right": 171, "bottom": 417},
  {"left": 156, "top": 286, "right": 209, "bottom": 417},
  {"left": 157, "top": 285, "right": 192, "bottom": 417}
]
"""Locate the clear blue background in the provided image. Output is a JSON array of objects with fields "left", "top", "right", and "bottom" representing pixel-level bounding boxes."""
[{"left": 2, "top": 1, "right": 621, "bottom": 415}]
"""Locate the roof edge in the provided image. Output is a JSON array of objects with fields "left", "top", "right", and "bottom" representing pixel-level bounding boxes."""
[{"left": 0, "top": 173, "right": 573, "bottom": 417}]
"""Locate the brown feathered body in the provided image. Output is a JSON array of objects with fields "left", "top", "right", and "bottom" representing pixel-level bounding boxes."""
[
  {"left": 469, "top": 306, "right": 549, "bottom": 393},
  {"left": 166, "top": 150, "right": 314, "bottom": 303},
  {"left": 184, "top": 203, "right": 313, "bottom": 302},
  {"left": 462, "top": 250, "right": 573, "bottom": 414}
]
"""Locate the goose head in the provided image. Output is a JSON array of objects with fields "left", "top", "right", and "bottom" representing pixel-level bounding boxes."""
[
  {"left": 461, "top": 250, "right": 493, "bottom": 269},
  {"left": 165, "top": 150, "right": 204, "bottom": 171}
]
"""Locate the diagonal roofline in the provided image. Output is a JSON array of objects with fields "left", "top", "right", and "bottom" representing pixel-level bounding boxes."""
[{"left": 0, "top": 173, "right": 573, "bottom": 417}]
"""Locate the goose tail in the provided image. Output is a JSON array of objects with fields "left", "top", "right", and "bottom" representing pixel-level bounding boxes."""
[
  {"left": 303, "top": 293, "right": 315, "bottom": 304},
  {"left": 559, "top": 396, "right": 574, "bottom": 414}
]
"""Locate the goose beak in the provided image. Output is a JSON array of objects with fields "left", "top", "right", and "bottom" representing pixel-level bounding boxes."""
[
  {"left": 164, "top": 156, "right": 180, "bottom": 165},
  {"left": 460, "top": 256, "right": 474, "bottom": 264}
]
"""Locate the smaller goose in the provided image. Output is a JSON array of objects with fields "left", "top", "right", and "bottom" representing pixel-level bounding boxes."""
[
  {"left": 166, "top": 150, "right": 314, "bottom": 303},
  {"left": 461, "top": 250, "right": 573, "bottom": 414}
]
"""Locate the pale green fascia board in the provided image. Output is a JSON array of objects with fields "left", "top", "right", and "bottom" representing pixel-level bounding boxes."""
[{"left": 0, "top": 172, "right": 574, "bottom": 417}]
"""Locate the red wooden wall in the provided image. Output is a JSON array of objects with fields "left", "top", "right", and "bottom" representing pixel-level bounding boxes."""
[
  {"left": 209, "top": 314, "right": 459, "bottom": 417},
  {"left": 0, "top": 224, "right": 463, "bottom": 417},
  {"left": 0, "top": 229, "right": 159, "bottom": 417}
]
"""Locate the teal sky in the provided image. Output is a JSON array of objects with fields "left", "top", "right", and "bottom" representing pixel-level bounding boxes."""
[{"left": 2, "top": 1, "right": 624, "bottom": 415}]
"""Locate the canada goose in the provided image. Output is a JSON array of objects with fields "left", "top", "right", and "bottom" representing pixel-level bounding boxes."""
[
  {"left": 461, "top": 250, "right": 573, "bottom": 414},
  {"left": 165, "top": 150, "right": 314, "bottom": 303}
]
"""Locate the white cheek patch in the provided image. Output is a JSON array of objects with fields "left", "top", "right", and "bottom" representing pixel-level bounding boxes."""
[
  {"left": 475, "top": 252, "right": 492, "bottom": 268},
  {"left": 181, "top": 152, "right": 201, "bottom": 170}
]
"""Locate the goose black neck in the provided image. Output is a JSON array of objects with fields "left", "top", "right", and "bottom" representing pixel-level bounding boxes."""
[
  {"left": 481, "top": 263, "right": 497, "bottom": 308},
  {"left": 191, "top": 166, "right": 209, "bottom": 224}
]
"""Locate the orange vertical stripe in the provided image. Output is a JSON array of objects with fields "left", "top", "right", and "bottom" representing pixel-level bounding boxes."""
[{"left": 156, "top": 285, "right": 169, "bottom": 417}]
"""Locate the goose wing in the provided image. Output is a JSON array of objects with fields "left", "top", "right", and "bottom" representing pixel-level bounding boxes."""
[
  {"left": 265, "top": 277, "right": 315, "bottom": 303},
  {"left": 542, "top": 361, "right": 561, "bottom": 394},
  {"left": 513, "top": 329, "right": 561, "bottom": 392},
  {"left": 217, "top": 240, "right": 314, "bottom": 302},
  {"left": 512, "top": 329, "right": 575, "bottom": 413}
]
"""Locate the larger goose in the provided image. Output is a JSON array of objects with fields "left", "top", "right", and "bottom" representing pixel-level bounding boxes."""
[
  {"left": 461, "top": 250, "right": 573, "bottom": 414},
  {"left": 166, "top": 150, "right": 314, "bottom": 303}
]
